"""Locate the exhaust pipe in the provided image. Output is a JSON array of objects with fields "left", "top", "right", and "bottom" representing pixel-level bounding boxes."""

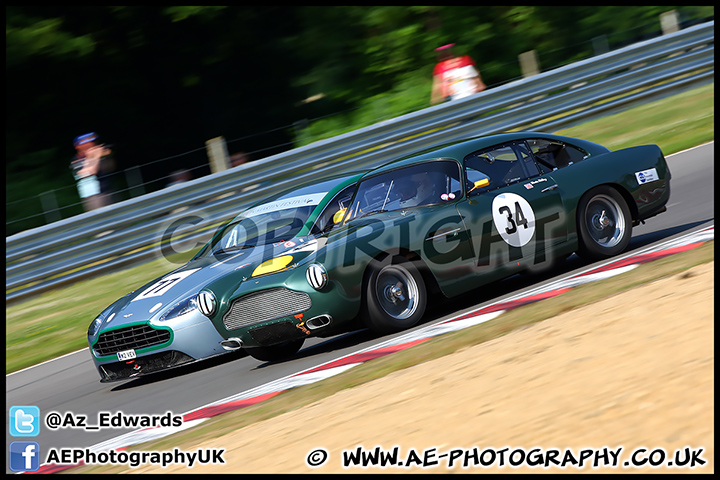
[
  {"left": 634, "top": 206, "right": 667, "bottom": 226},
  {"left": 221, "top": 337, "right": 243, "bottom": 351},
  {"left": 306, "top": 315, "right": 332, "bottom": 330}
]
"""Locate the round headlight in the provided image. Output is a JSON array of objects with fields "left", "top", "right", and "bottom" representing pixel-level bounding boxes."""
[
  {"left": 87, "top": 316, "right": 103, "bottom": 337},
  {"left": 198, "top": 291, "right": 217, "bottom": 317},
  {"left": 159, "top": 295, "right": 199, "bottom": 322},
  {"left": 306, "top": 263, "right": 327, "bottom": 290},
  {"left": 87, "top": 303, "right": 116, "bottom": 337}
]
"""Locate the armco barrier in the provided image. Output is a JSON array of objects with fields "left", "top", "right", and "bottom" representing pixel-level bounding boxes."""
[{"left": 5, "top": 21, "right": 714, "bottom": 302}]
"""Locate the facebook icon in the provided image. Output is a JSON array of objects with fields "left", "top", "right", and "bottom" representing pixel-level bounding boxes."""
[{"left": 9, "top": 441, "right": 40, "bottom": 472}]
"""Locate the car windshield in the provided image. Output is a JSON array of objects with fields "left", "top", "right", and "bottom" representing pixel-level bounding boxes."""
[
  {"left": 202, "top": 184, "right": 337, "bottom": 256},
  {"left": 345, "top": 160, "right": 462, "bottom": 221}
]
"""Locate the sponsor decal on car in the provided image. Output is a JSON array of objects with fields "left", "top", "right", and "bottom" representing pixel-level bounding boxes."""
[
  {"left": 635, "top": 168, "right": 659, "bottom": 184},
  {"left": 242, "top": 193, "right": 328, "bottom": 218},
  {"left": 285, "top": 239, "right": 320, "bottom": 254}
]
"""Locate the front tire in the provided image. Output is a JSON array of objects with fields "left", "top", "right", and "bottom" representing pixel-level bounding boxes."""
[
  {"left": 244, "top": 338, "right": 304, "bottom": 362},
  {"left": 363, "top": 256, "right": 427, "bottom": 335},
  {"left": 576, "top": 186, "right": 632, "bottom": 260}
]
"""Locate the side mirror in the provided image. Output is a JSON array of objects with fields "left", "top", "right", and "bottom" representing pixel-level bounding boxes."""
[
  {"left": 332, "top": 208, "right": 347, "bottom": 224},
  {"left": 468, "top": 178, "right": 490, "bottom": 194}
]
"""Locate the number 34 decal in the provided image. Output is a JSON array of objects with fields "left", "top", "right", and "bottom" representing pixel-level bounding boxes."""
[{"left": 492, "top": 193, "right": 536, "bottom": 247}]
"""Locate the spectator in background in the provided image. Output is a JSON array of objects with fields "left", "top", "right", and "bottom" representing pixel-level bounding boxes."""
[
  {"left": 70, "top": 132, "right": 114, "bottom": 211},
  {"left": 430, "top": 43, "right": 486, "bottom": 104},
  {"left": 230, "top": 152, "right": 249, "bottom": 168},
  {"left": 166, "top": 169, "right": 192, "bottom": 187}
]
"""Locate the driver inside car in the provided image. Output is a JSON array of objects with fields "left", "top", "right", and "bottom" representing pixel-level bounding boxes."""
[{"left": 396, "top": 175, "right": 434, "bottom": 208}]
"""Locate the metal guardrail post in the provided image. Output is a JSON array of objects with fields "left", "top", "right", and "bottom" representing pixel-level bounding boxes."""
[
  {"left": 519, "top": 50, "right": 540, "bottom": 78},
  {"left": 125, "top": 165, "right": 145, "bottom": 197},
  {"left": 39, "top": 191, "right": 61, "bottom": 224},
  {"left": 206, "top": 136, "right": 230, "bottom": 174},
  {"left": 661, "top": 10, "right": 680, "bottom": 35}
]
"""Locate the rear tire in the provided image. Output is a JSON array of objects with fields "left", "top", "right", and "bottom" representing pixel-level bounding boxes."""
[
  {"left": 576, "top": 186, "right": 632, "bottom": 260},
  {"left": 362, "top": 256, "right": 427, "bottom": 335},
  {"left": 244, "top": 338, "right": 304, "bottom": 362}
]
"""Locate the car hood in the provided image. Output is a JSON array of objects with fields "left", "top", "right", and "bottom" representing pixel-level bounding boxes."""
[{"left": 98, "top": 236, "right": 323, "bottom": 328}]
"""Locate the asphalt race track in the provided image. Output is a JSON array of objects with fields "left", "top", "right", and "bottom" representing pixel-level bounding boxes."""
[{"left": 6, "top": 142, "right": 714, "bottom": 473}]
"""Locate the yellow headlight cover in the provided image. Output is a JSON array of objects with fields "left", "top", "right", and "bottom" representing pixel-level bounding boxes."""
[{"left": 251, "top": 255, "right": 294, "bottom": 277}]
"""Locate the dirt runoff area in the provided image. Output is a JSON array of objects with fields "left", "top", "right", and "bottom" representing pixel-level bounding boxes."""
[{"left": 133, "top": 261, "right": 714, "bottom": 474}]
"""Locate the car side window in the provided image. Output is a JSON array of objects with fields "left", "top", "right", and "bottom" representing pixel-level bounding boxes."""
[
  {"left": 346, "top": 160, "right": 462, "bottom": 220},
  {"left": 527, "top": 138, "right": 589, "bottom": 174},
  {"left": 515, "top": 141, "right": 540, "bottom": 178},
  {"left": 464, "top": 144, "right": 527, "bottom": 195},
  {"left": 310, "top": 184, "right": 356, "bottom": 234}
]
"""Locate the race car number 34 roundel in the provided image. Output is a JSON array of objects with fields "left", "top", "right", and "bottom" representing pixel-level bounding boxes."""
[{"left": 492, "top": 193, "right": 536, "bottom": 247}]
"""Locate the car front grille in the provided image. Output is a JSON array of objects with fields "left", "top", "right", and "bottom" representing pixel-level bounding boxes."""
[
  {"left": 223, "top": 287, "right": 312, "bottom": 331},
  {"left": 94, "top": 324, "right": 171, "bottom": 357}
]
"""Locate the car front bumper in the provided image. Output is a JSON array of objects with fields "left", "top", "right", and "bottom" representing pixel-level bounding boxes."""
[{"left": 89, "top": 313, "right": 229, "bottom": 382}]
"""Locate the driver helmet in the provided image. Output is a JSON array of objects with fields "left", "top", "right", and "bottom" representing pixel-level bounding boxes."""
[
  {"left": 395, "top": 177, "right": 418, "bottom": 203},
  {"left": 413, "top": 175, "right": 433, "bottom": 204}
]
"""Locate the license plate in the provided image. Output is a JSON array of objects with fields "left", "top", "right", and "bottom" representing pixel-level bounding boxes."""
[{"left": 117, "top": 349, "right": 137, "bottom": 361}]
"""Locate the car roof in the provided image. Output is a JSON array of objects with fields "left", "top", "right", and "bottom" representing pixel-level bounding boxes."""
[
  {"left": 261, "top": 170, "right": 365, "bottom": 203},
  {"left": 364, "top": 131, "right": 610, "bottom": 177}
]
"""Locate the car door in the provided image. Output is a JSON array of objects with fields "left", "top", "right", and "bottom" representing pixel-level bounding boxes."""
[
  {"left": 454, "top": 141, "right": 568, "bottom": 284},
  {"left": 337, "top": 160, "right": 474, "bottom": 295}
]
